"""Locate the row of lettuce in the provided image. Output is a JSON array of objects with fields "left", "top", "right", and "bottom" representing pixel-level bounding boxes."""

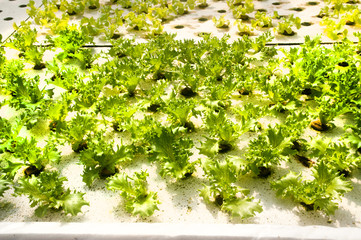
[
  {"left": 21, "top": 0, "right": 361, "bottom": 41},
  {"left": 0, "top": 30, "right": 361, "bottom": 219}
]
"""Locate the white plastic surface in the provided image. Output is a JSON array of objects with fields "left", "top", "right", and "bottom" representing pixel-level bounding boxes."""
[
  {"left": 1, "top": 223, "right": 361, "bottom": 240},
  {"left": 0, "top": 0, "right": 42, "bottom": 40}
]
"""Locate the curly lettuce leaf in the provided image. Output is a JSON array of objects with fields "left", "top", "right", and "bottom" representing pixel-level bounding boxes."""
[
  {"left": 222, "top": 197, "right": 263, "bottom": 219},
  {"left": 14, "top": 171, "right": 88, "bottom": 217},
  {"left": 107, "top": 171, "right": 159, "bottom": 217},
  {"left": 271, "top": 161, "right": 353, "bottom": 215}
]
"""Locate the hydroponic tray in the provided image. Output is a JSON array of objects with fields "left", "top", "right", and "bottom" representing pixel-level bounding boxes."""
[{"left": 1, "top": 0, "right": 361, "bottom": 239}]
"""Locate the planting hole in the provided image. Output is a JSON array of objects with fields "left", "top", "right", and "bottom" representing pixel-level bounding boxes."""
[
  {"left": 198, "top": 17, "right": 208, "bottom": 22},
  {"left": 338, "top": 61, "right": 349, "bottom": 67},
  {"left": 272, "top": 2, "right": 282, "bottom": 5},
  {"left": 290, "top": 7, "right": 304, "bottom": 12},
  {"left": 217, "top": 9, "right": 226, "bottom": 13},
  {"left": 307, "top": 1, "right": 319, "bottom": 5},
  {"left": 19, "top": 4, "right": 27, "bottom": 7},
  {"left": 301, "top": 22, "right": 312, "bottom": 26},
  {"left": 257, "top": 8, "right": 267, "bottom": 12},
  {"left": 175, "top": 25, "right": 184, "bottom": 29},
  {"left": 197, "top": 32, "right": 211, "bottom": 37},
  {"left": 4, "top": 17, "right": 13, "bottom": 21}
]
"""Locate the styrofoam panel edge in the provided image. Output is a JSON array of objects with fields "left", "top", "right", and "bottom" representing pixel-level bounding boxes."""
[{"left": 0, "top": 223, "right": 361, "bottom": 240}]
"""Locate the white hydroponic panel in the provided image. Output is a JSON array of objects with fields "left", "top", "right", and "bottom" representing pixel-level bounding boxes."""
[
  {"left": 1, "top": 222, "right": 361, "bottom": 240},
  {"left": 0, "top": 0, "right": 42, "bottom": 40},
  {"left": 2, "top": 1, "right": 361, "bottom": 239}
]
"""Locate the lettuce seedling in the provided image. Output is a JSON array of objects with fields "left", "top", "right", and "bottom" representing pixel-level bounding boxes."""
[
  {"left": 72, "top": 49, "right": 98, "bottom": 69},
  {"left": 177, "top": 63, "right": 204, "bottom": 97},
  {"left": 148, "top": 126, "right": 196, "bottom": 180},
  {"left": 203, "top": 109, "right": 240, "bottom": 153},
  {"left": 59, "top": 0, "right": 85, "bottom": 16},
  {"left": 275, "top": 14, "right": 301, "bottom": 36},
  {"left": 271, "top": 161, "right": 353, "bottom": 215},
  {"left": 5, "top": 69, "right": 54, "bottom": 129},
  {"left": 27, "top": 0, "right": 58, "bottom": 26},
  {"left": 0, "top": 117, "right": 23, "bottom": 154},
  {"left": 0, "top": 175, "right": 10, "bottom": 198},
  {"left": 234, "top": 20, "right": 253, "bottom": 36},
  {"left": 149, "top": 6, "right": 172, "bottom": 22},
  {"left": 320, "top": 18, "right": 348, "bottom": 40},
  {"left": 102, "top": 58, "right": 143, "bottom": 97},
  {"left": 200, "top": 158, "right": 262, "bottom": 218},
  {"left": 6, "top": 21, "right": 37, "bottom": 57},
  {"left": 14, "top": 171, "right": 89, "bottom": 217},
  {"left": 73, "top": 75, "right": 105, "bottom": 110},
  {"left": 251, "top": 11, "right": 273, "bottom": 28},
  {"left": 203, "top": 75, "right": 238, "bottom": 110},
  {"left": 46, "top": 63, "right": 84, "bottom": 92},
  {"left": 141, "top": 80, "right": 168, "bottom": 113},
  {"left": 99, "top": 6, "right": 124, "bottom": 40},
  {"left": 143, "top": 34, "right": 178, "bottom": 80},
  {"left": 213, "top": 15, "right": 230, "bottom": 28},
  {"left": 107, "top": 171, "right": 159, "bottom": 217},
  {"left": 232, "top": 103, "right": 267, "bottom": 132},
  {"left": 62, "top": 113, "right": 97, "bottom": 152},
  {"left": 228, "top": 0, "right": 254, "bottom": 20},
  {"left": 164, "top": 98, "right": 200, "bottom": 132},
  {"left": 3, "top": 137, "right": 61, "bottom": 179},
  {"left": 47, "top": 25, "right": 93, "bottom": 61},
  {"left": 80, "top": 17, "right": 102, "bottom": 37},
  {"left": 80, "top": 133, "right": 133, "bottom": 186},
  {"left": 124, "top": 12, "right": 149, "bottom": 31},
  {"left": 46, "top": 93, "right": 73, "bottom": 133},
  {"left": 311, "top": 96, "right": 348, "bottom": 131},
  {"left": 96, "top": 96, "right": 138, "bottom": 132},
  {"left": 169, "top": 0, "right": 195, "bottom": 15},
  {"left": 309, "top": 137, "right": 360, "bottom": 177},
  {"left": 244, "top": 125, "right": 295, "bottom": 177}
]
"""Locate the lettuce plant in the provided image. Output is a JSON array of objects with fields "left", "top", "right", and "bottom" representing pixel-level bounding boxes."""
[
  {"left": 96, "top": 96, "right": 138, "bottom": 132},
  {"left": 308, "top": 137, "right": 360, "bottom": 176},
  {"left": 203, "top": 109, "right": 240, "bottom": 153},
  {"left": 275, "top": 14, "right": 301, "bottom": 36},
  {"left": 228, "top": 0, "right": 254, "bottom": 20},
  {"left": 163, "top": 98, "right": 200, "bottom": 132},
  {"left": 4, "top": 137, "right": 60, "bottom": 178},
  {"left": 244, "top": 125, "right": 295, "bottom": 177},
  {"left": 200, "top": 158, "right": 262, "bottom": 218},
  {"left": 148, "top": 126, "right": 196, "bottom": 180},
  {"left": 47, "top": 25, "right": 94, "bottom": 61},
  {"left": 59, "top": 0, "right": 85, "bottom": 15},
  {"left": 14, "top": 171, "right": 89, "bottom": 217},
  {"left": 62, "top": 113, "right": 97, "bottom": 152},
  {"left": 251, "top": 11, "right": 273, "bottom": 28},
  {"left": 6, "top": 21, "right": 37, "bottom": 57},
  {"left": 107, "top": 171, "right": 159, "bottom": 217},
  {"left": 0, "top": 175, "right": 10, "bottom": 198},
  {"left": 271, "top": 161, "right": 353, "bottom": 215},
  {"left": 213, "top": 15, "right": 230, "bottom": 28},
  {"left": 79, "top": 133, "right": 133, "bottom": 186},
  {"left": 311, "top": 97, "right": 348, "bottom": 131},
  {"left": 0, "top": 117, "right": 23, "bottom": 154}
]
